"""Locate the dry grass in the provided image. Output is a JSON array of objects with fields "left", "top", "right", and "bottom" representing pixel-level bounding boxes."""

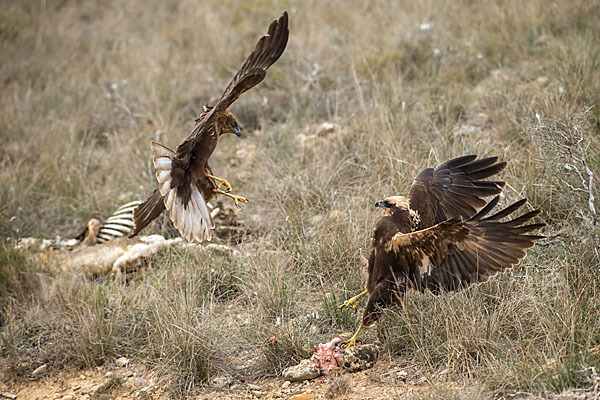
[{"left": 1, "top": 0, "right": 600, "bottom": 398}]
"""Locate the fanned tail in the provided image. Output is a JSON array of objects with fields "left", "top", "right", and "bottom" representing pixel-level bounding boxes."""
[{"left": 150, "top": 141, "right": 215, "bottom": 242}]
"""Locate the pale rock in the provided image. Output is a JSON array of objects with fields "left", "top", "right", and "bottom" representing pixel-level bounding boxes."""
[
  {"left": 281, "top": 380, "right": 291, "bottom": 388},
  {"left": 247, "top": 384, "right": 261, "bottom": 390},
  {"left": 290, "top": 393, "right": 315, "bottom": 400},
  {"left": 32, "top": 363, "right": 48, "bottom": 377},
  {"left": 133, "top": 377, "right": 146, "bottom": 388},
  {"left": 315, "top": 122, "right": 338, "bottom": 137},
  {"left": 1, "top": 394, "right": 17, "bottom": 400},
  {"left": 396, "top": 369, "right": 409, "bottom": 381},
  {"left": 98, "top": 394, "right": 112, "bottom": 400},
  {"left": 211, "top": 376, "right": 231, "bottom": 388},
  {"left": 536, "top": 76, "right": 550, "bottom": 86},
  {"left": 282, "top": 359, "right": 320, "bottom": 382},
  {"left": 115, "top": 357, "right": 129, "bottom": 367}
]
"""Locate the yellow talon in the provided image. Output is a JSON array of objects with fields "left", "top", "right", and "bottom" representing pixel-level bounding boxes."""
[
  {"left": 206, "top": 174, "right": 233, "bottom": 193},
  {"left": 338, "top": 289, "right": 368, "bottom": 310},
  {"left": 214, "top": 189, "right": 248, "bottom": 209},
  {"left": 344, "top": 323, "right": 364, "bottom": 349}
]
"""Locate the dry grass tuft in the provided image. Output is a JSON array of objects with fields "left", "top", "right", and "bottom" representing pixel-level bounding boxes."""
[{"left": 325, "top": 375, "right": 352, "bottom": 399}]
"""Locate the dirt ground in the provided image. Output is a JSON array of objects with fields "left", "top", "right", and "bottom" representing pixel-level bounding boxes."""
[{"left": 0, "top": 354, "right": 470, "bottom": 400}]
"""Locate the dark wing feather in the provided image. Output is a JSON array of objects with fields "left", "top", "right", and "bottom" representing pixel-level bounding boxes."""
[
  {"left": 385, "top": 197, "right": 545, "bottom": 294},
  {"left": 176, "top": 11, "right": 289, "bottom": 157},
  {"left": 130, "top": 188, "right": 165, "bottom": 237},
  {"left": 407, "top": 155, "right": 507, "bottom": 229}
]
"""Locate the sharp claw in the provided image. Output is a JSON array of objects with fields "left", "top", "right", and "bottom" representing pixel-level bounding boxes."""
[{"left": 232, "top": 195, "right": 248, "bottom": 209}]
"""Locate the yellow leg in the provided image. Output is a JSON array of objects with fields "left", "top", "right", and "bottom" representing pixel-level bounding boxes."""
[
  {"left": 338, "top": 289, "right": 368, "bottom": 310},
  {"left": 344, "top": 323, "right": 365, "bottom": 348},
  {"left": 214, "top": 189, "right": 248, "bottom": 209},
  {"left": 206, "top": 174, "right": 232, "bottom": 193}
]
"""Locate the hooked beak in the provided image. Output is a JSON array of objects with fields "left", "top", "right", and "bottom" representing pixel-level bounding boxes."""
[
  {"left": 375, "top": 200, "right": 386, "bottom": 208},
  {"left": 234, "top": 126, "right": 241, "bottom": 137}
]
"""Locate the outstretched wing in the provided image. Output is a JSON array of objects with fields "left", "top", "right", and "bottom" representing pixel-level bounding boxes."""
[
  {"left": 176, "top": 11, "right": 289, "bottom": 157},
  {"left": 407, "top": 155, "right": 507, "bottom": 229},
  {"left": 385, "top": 196, "right": 545, "bottom": 293}
]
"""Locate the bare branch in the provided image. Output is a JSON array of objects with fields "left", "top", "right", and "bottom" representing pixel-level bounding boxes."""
[{"left": 526, "top": 107, "right": 597, "bottom": 226}]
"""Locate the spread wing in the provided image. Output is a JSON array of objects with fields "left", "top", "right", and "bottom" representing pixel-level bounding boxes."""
[
  {"left": 176, "top": 11, "right": 289, "bottom": 157},
  {"left": 385, "top": 196, "right": 545, "bottom": 293},
  {"left": 407, "top": 155, "right": 507, "bottom": 229}
]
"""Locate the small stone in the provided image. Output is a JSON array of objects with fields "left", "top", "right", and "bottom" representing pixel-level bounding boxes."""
[
  {"left": 281, "top": 381, "right": 291, "bottom": 388},
  {"left": 396, "top": 369, "right": 409, "bottom": 381},
  {"left": 80, "top": 387, "right": 92, "bottom": 394},
  {"left": 247, "top": 384, "right": 261, "bottom": 390},
  {"left": 536, "top": 76, "right": 550, "bottom": 86},
  {"left": 211, "top": 376, "right": 231, "bottom": 388},
  {"left": 1, "top": 394, "right": 17, "bottom": 400},
  {"left": 61, "top": 396, "right": 74, "bottom": 400},
  {"left": 71, "top": 384, "right": 80, "bottom": 391},
  {"left": 133, "top": 377, "right": 146, "bottom": 388},
  {"left": 115, "top": 357, "right": 129, "bottom": 367},
  {"left": 32, "top": 364, "right": 48, "bottom": 377},
  {"left": 473, "top": 112, "right": 490, "bottom": 126},
  {"left": 98, "top": 395, "right": 112, "bottom": 400},
  {"left": 289, "top": 393, "right": 315, "bottom": 400},
  {"left": 342, "top": 344, "right": 379, "bottom": 372},
  {"left": 282, "top": 359, "right": 320, "bottom": 382},
  {"left": 315, "top": 122, "right": 337, "bottom": 136},
  {"left": 251, "top": 390, "right": 266, "bottom": 397},
  {"left": 124, "top": 370, "right": 133, "bottom": 377}
]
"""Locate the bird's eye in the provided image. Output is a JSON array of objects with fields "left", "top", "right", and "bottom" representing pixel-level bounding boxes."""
[{"left": 232, "top": 121, "right": 238, "bottom": 129}]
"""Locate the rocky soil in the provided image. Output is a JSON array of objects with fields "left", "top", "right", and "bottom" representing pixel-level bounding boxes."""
[{"left": 0, "top": 353, "right": 468, "bottom": 400}]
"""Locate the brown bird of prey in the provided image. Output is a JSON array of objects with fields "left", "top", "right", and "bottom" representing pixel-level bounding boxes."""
[
  {"left": 339, "top": 155, "right": 545, "bottom": 347},
  {"left": 130, "top": 12, "right": 289, "bottom": 242}
]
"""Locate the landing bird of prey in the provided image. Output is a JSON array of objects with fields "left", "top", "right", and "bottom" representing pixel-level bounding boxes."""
[
  {"left": 130, "top": 12, "right": 289, "bottom": 242},
  {"left": 338, "top": 155, "right": 545, "bottom": 347}
]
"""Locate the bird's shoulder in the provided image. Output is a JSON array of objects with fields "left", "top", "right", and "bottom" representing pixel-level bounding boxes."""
[{"left": 372, "top": 213, "right": 413, "bottom": 249}]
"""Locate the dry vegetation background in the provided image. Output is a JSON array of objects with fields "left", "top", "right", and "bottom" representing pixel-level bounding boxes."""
[{"left": 1, "top": 0, "right": 600, "bottom": 398}]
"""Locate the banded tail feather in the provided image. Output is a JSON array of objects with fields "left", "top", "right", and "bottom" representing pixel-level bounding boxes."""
[{"left": 142, "top": 141, "right": 214, "bottom": 242}]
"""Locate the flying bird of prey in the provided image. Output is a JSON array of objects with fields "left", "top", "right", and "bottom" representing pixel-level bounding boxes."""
[
  {"left": 130, "top": 12, "right": 289, "bottom": 242},
  {"left": 339, "top": 155, "right": 545, "bottom": 347}
]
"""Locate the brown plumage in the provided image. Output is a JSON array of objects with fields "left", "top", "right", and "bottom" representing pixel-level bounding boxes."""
[
  {"left": 131, "top": 12, "right": 289, "bottom": 242},
  {"left": 340, "top": 155, "right": 545, "bottom": 347}
]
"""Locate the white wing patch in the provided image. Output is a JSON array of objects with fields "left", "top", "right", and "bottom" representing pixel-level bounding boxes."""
[
  {"left": 150, "top": 140, "right": 214, "bottom": 242},
  {"left": 418, "top": 253, "right": 432, "bottom": 276}
]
